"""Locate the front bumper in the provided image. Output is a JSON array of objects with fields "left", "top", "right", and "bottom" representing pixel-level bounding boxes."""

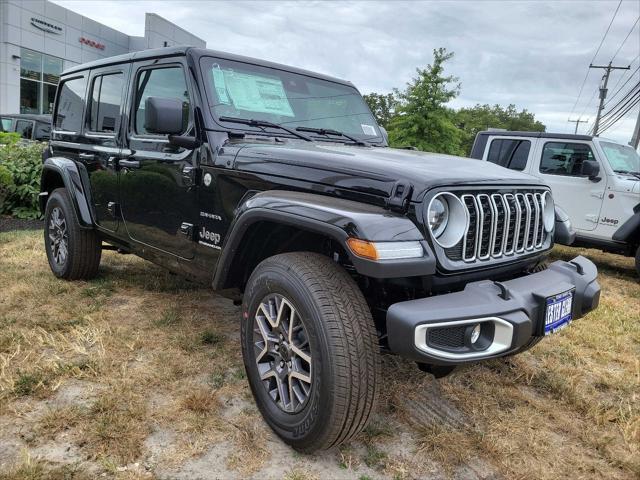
[{"left": 386, "top": 255, "right": 600, "bottom": 365}]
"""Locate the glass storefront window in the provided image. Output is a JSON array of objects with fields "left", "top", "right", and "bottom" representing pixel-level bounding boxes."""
[
  {"left": 43, "top": 83, "right": 57, "bottom": 114},
  {"left": 20, "top": 49, "right": 42, "bottom": 81},
  {"left": 43, "top": 56, "right": 63, "bottom": 84},
  {"left": 20, "top": 48, "right": 62, "bottom": 114},
  {"left": 20, "top": 78, "right": 41, "bottom": 114}
]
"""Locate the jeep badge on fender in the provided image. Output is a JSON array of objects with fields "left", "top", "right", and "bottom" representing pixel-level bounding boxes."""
[{"left": 40, "top": 46, "right": 601, "bottom": 452}]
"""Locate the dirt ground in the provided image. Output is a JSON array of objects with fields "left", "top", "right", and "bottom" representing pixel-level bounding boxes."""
[{"left": 0, "top": 230, "right": 638, "bottom": 480}]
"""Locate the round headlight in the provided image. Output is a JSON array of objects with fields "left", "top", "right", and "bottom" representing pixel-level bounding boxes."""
[
  {"left": 426, "top": 193, "right": 468, "bottom": 248},
  {"left": 427, "top": 197, "right": 449, "bottom": 237},
  {"left": 542, "top": 191, "right": 554, "bottom": 232}
]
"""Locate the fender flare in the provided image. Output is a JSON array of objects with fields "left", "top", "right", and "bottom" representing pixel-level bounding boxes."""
[
  {"left": 40, "top": 157, "right": 94, "bottom": 228},
  {"left": 612, "top": 211, "right": 640, "bottom": 244},
  {"left": 212, "top": 190, "right": 436, "bottom": 289},
  {"left": 553, "top": 205, "right": 575, "bottom": 246}
]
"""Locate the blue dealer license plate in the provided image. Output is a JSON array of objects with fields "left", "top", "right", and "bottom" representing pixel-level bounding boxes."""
[{"left": 544, "top": 290, "right": 574, "bottom": 335}]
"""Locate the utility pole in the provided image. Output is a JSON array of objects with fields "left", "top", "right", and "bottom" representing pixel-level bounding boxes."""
[
  {"left": 590, "top": 62, "right": 630, "bottom": 136},
  {"left": 630, "top": 108, "right": 640, "bottom": 149},
  {"left": 567, "top": 117, "right": 589, "bottom": 134}
]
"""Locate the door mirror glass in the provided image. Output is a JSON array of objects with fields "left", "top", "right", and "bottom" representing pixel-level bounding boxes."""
[
  {"left": 144, "top": 97, "right": 184, "bottom": 135},
  {"left": 580, "top": 159, "right": 600, "bottom": 180}
]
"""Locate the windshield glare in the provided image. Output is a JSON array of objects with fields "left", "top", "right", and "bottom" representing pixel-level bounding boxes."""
[
  {"left": 600, "top": 141, "right": 640, "bottom": 173},
  {"left": 201, "top": 57, "right": 381, "bottom": 143}
]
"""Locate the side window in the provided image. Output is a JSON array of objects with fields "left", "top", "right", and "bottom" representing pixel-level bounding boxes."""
[
  {"left": 134, "top": 67, "right": 190, "bottom": 135},
  {"left": 88, "top": 72, "right": 125, "bottom": 133},
  {"left": 487, "top": 139, "right": 530, "bottom": 171},
  {"left": 55, "top": 76, "right": 87, "bottom": 132},
  {"left": 15, "top": 120, "right": 34, "bottom": 139},
  {"left": 35, "top": 122, "right": 51, "bottom": 140},
  {"left": 1, "top": 117, "right": 12, "bottom": 132},
  {"left": 540, "top": 142, "right": 595, "bottom": 176}
]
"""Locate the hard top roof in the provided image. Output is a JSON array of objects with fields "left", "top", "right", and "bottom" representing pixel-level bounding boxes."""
[
  {"left": 477, "top": 130, "right": 593, "bottom": 141},
  {"left": 62, "top": 45, "right": 352, "bottom": 86}
]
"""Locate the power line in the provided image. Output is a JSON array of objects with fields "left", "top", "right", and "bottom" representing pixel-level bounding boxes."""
[
  {"left": 611, "top": 16, "right": 640, "bottom": 63},
  {"left": 590, "top": 62, "right": 631, "bottom": 135},
  {"left": 598, "top": 96, "right": 640, "bottom": 134},
  {"left": 566, "top": 0, "right": 624, "bottom": 127},
  {"left": 602, "top": 81, "right": 640, "bottom": 116},
  {"left": 608, "top": 53, "right": 640, "bottom": 92},
  {"left": 593, "top": 86, "right": 640, "bottom": 133},
  {"left": 605, "top": 64, "right": 640, "bottom": 106}
]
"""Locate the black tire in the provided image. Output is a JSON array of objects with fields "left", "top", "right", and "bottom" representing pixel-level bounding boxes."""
[
  {"left": 635, "top": 245, "right": 640, "bottom": 278},
  {"left": 241, "top": 252, "right": 380, "bottom": 452},
  {"left": 44, "top": 188, "right": 101, "bottom": 280}
]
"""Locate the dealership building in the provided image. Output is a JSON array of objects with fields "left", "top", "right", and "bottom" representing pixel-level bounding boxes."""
[{"left": 0, "top": 0, "right": 206, "bottom": 115}]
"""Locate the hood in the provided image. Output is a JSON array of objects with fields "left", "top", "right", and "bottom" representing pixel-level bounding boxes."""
[{"left": 232, "top": 141, "right": 543, "bottom": 201}]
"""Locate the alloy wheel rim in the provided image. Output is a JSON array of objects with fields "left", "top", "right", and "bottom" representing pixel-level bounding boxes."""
[
  {"left": 48, "top": 207, "right": 68, "bottom": 266},
  {"left": 253, "top": 293, "right": 312, "bottom": 413}
]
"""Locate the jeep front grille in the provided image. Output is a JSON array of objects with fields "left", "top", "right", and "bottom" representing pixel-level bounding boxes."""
[{"left": 446, "top": 191, "right": 547, "bottom": 263}]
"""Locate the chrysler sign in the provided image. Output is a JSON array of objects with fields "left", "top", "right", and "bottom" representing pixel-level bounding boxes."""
[{"left": 30, "top": 17, "right": 63, "bottom": 34}]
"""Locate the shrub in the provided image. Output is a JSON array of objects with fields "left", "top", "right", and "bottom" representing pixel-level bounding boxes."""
[{"left": 0, "top": 139, "right": 45, "bottom": 219}]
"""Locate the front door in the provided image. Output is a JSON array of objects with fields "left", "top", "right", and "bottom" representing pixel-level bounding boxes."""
[
  {"left": 119, "top": 60, "right": 197, "bottom": 258},
  {"left": 537, "top": 141, "right": 605, "bottom": 232}
]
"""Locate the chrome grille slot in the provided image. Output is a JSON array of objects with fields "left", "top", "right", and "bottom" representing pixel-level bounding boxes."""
[{"left": 447, "top": 189, "right": 549, "bottom": 265}]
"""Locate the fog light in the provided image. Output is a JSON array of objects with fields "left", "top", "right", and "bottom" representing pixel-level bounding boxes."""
[
  {"left": 464, "top": 323, "right": 487, "bottom": 351},
  {"left": 470, "top": 324, "right": 481, "bottom": 344}
]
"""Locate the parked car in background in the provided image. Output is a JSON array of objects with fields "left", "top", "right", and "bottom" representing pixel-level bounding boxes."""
[
  {"left": 0, "top": 114, "right": 51, "bottom": 141},
  {"left": 39, "top": 47, "right": 600, "bottom": 452},
  {"left": 471, "top": 131, "right": 640, "bottom": 276}
]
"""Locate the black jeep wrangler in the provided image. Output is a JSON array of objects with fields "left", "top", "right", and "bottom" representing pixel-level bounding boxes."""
[{"left": 40, "top": 46, "right": 600, "bottom": 452}]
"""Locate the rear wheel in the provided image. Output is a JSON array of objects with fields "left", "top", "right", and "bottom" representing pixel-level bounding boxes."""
[
  {"left": 44, "top": 188, "right": 101, "bottom": 280},
  {"left": 241, "top": 252, "right": 380, "bottom": 452},
  {"left": 635, "top": 245, "right": 640, "bottom": 277}
]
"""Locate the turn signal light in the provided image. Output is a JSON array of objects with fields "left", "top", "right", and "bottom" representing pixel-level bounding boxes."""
[
  {"left": 346, "top": 238, "right": 379, "bottom": 260},
  {"left": 346, "top": 238, "right": 424, "bottom": 261}
]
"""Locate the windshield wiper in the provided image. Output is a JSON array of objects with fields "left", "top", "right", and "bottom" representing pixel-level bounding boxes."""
[
  {"left": 295, "top": 126, "right": 369, "bottom": 146},
  {"left": 614, "top": 169, "right": 640, "bottom": 179},
  {"left": 218, "top": 116, "right": 312, "bottom": 142}
]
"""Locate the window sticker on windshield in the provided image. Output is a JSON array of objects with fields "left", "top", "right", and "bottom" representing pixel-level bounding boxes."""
[
  {"left": 215, "top": 69, "right": 294, "bottom": 117},
  {"left": 361, "top": 124, "right": 377, "bottom": 136},
  {"left": 212, "top": 66, "right": 231, "bottom": 105}
]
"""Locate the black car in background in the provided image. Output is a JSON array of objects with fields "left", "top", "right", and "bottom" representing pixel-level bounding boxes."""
[{"left": 0, "top": 114, "right": 51, "bottom": 141}]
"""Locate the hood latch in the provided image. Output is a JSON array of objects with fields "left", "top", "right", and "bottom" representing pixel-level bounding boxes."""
[{"left": 387, "top": 181, "right": 413, "bottom": 213}]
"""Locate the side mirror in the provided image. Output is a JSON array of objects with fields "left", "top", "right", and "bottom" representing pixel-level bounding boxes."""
[
  {"left": 379, "top": 126, "right": 389, "bottom": 145},
  {"left": 144, "top": 97, "right": 184, "bottom": 135},
  {"left": 580, "top": 160, "right": 600, "bottom": 181}
]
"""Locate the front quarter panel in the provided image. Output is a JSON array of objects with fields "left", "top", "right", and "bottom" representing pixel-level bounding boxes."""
[{"left": 212, "top": 190, "right": 436, "bottom": 288}]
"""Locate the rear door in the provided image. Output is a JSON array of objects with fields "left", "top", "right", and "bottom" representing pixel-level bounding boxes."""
[
  {"left": 81, "top": 65, "right": 130, "bottom": 232},
  {"left": 119, "top": 58, "right": 198, "bottom": 259},
  {"left": 535, "top": 140, "right": 605, "bottom": 232}
]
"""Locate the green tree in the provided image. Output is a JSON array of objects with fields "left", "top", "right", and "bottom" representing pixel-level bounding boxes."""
[
  {"left": 386, "top": 48, "right": 464, "bottom": 155},
  {"left": 362, "top": 92, "right": 399, "bottom": 129},
  {"left": 455, "top": 104, "right": 545, "bottom": 155}
]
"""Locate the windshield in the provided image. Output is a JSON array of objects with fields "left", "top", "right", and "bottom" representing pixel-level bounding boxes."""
[
  {"left": 600, "top": 141, "right": 640, "bottom": 173},
  {"left": 200, "top": 57, "right": 382, "bottom": 143}
]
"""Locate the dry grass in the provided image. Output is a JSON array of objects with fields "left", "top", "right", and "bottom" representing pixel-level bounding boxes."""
[{"left": 0, "top": 230, "right": 638, "bottom": 479}]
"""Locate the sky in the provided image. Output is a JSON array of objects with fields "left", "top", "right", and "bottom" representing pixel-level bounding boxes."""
[{"left": 53, "top": 0, "right": 640, "bottom": 145}]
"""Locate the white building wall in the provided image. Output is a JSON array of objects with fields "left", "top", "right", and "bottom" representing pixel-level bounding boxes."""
[{"left": 0, "top": 0, "right": 205, "bottom": 114}]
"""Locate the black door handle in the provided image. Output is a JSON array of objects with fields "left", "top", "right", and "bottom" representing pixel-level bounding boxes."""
[{"left": 118, "top": 159, "right": 141, "bottom": 169}]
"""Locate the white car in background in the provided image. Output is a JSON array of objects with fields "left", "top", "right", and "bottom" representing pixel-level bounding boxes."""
[{"left": 471, "top": 131, "right": 640, "bottom": 275}]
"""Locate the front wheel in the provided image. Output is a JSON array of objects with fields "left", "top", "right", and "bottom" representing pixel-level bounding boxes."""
[
  {"left": 44, "top": 188, "right": 101, "bottom": 280},
  {"left": 241, "top": 252, "right": 380, "bottom": 452}
]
